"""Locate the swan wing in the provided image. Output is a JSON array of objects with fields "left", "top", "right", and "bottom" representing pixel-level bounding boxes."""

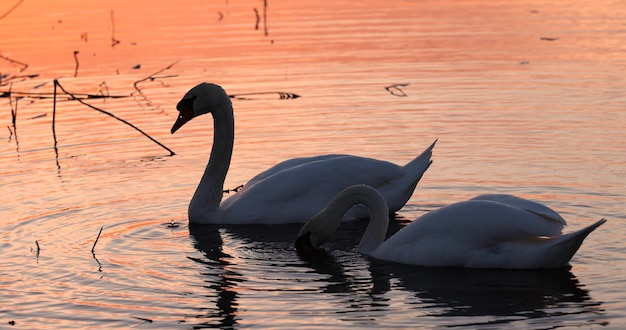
[
  {"left": 471, "top": 194, "right": 566, "bottom": 225},
  {"left": 373, "top": 200, "right": 566, "bottom": 266},
  {"left": 244, "top": 154, "right": 347, "bottom": 185},
  {"left": 220, "top": 155, "right": 404, "bottom": 224}
]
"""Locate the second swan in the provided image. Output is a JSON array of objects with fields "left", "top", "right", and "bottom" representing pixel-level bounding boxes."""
[{"left": 296, "top": 185, "right": 606, "bottom": 269}]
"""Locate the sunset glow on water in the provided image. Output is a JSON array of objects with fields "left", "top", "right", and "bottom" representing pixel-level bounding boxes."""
[{"left": 1, "top": 0, "right": 625, "bottom": 328}]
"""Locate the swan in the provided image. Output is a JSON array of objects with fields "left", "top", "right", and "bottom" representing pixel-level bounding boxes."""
[
  {"left": 295, "top": 185, "right": 606, "bottom": 269},
  {"left": 171, "top": 83, "right": 436, "bottom": 224}
]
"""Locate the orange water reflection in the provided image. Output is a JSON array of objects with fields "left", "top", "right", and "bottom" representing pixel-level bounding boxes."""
[
  {"left": 1, "top": 0, "right": 625, "bottom": 328},
  {"left": 3, "top": 0, "right": 622, "bottom": 76}
]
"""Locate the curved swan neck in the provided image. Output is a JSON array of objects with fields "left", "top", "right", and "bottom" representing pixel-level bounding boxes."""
[
  {"left": 354, "top": 188, "right": 390, "bottom": 255},
  {"left": 298, "top": 185, "right": 389, "bottom": 255},
  {"left": 189, "top": 102, "right": 234, "bottom": 223}
]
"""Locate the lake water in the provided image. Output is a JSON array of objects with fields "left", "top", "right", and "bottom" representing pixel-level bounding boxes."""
[{"left": 1, "top": 0, "right": 625, "bottom": 328}]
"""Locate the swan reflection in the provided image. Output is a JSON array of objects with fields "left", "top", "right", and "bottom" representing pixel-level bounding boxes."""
[
  {"left": 367, "top": 260, "right": 603, "bottom": 324},
  {"left": 188, "top": 220, "right": 604, "bottom": 328},
  {"left": 188, "top": 224, "right": 242, "bottom": 328}
]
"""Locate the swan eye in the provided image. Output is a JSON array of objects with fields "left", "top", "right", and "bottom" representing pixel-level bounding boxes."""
[{"left": 178, "top": 115, "right": 183, "bottom": 119}]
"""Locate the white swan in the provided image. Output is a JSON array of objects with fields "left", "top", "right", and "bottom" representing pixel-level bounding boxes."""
[
  {"left": 171, "top": 83, "right": 436, "bottom": 224},
  {"left": 296, "top": 185, "right": 606, "bottom": 269}
]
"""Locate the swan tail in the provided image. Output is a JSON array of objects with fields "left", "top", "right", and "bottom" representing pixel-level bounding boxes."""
[
  {"left": 402, "top": 138, "right": 436, "bottom": 181},
  {"left": 383, "top": 139, "right": 435, "bottom": 211},
  {"left": 408, "top": 137, "right": 435, "bottom": 166},
  {"left": 543, "top": 218, "right": 606, "bottom": 268}
]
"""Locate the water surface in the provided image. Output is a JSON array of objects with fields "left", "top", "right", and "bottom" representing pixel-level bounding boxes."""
[{"left": 1, "top": 0, "right": 624, "bottom": 328}]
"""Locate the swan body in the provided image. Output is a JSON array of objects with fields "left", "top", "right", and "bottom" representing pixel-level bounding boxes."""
[
  {"left": 296, "top": 185, "right": 606, "bottom": 269},
  {"left": 172, "top": 83, "right": 436, "bottom": 224}
]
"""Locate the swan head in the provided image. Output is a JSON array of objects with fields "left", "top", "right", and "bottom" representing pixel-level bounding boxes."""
[
  {"left": 171, "top": 83, "right": 232, "bottom": 133},
  {"left": 295, "top": 211, "right": 341, "bottom": 254}
]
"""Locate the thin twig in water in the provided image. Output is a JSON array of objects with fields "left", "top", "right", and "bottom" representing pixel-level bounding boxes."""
[
  {"left": 385, "top": 83, "right": 410, "bottom": 97},
  {"left": 1, "top": 90, "right": 128, "bottom": 99},
  {"left": 52, "top": 81, "right": 58, "bottom": 149},
  {"left": 91, "top": 227, "right": 103, "bottom": 273},
  {"left": 91, "top": 226, "right": 103, "bottom": 253},
  {"left": 228, "top": 91, "right": 300, "bottom": 100},
  {"left": 132, "top": 316, "right": 153, "bottom": 323},
  {"left": 97, "top": 81, "right": 110, "bottom": 98},
  {"left": 223, "top": 184, "right": 244, "bottom": 194},
  {"left": 110, "top": 10, "right": 120, "bottom": 47},
  {"left": 133, "top": 61, "right": 179, "bottom": 93},
  {"left": 29, "top": 113, "right": 46, "bottom": 120},
  {"left": 35, "top": 240, "right": 40, "bottom": 257},
  {"left": 0, "top": 0, "right": 25, "bottom": 20},
  {"left": 8, "top": 87, "right": 20, "bottom": 149},
  {"left": 52, "top": 83, "right": 61, "bottom": 171},
  {"left": 253, "top": 8, "right": 260, "bottom": 30},
  {"left": 53, "top": 79, "right": 175, "bottom": 156},
  {"left": 10, "top": 100, "right": 17, "bottom": 128},
  {"left": 73, "top": 51, "right": 80, "bottom": 77},
  {"left": 0, "top": 74, "right": 39, "bottom": 88},
  {"left": 262, "top": 0, "right": 268, "bottom": 36},
  {"left": 0, "top": 53, "right": 28, "bottom": 72},
  {"left": 9, "top": 83, "right": 16, "bottom": 126}
]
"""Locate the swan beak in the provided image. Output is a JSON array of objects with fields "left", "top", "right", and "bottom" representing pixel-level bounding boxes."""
[
  {"left": 295, "top": 231, "right": 315, "bottom": 254},
  {"left": 171, "top": 99, "right": 195, "bottom": 134}
]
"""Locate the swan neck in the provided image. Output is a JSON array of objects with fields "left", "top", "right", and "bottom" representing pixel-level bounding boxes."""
[
  {"left": 355, "top": 190, "right": 389, "bottom": 255},
  {"left": 306, "top": 186, "right": 389, "bottom": 254},
  {"left": 189, "top": 107, "right": 234, "bottom": 223}
]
